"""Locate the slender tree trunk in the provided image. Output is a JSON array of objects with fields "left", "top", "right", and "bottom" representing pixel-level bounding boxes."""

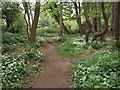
[
  {"left": 29, "top": 1, "right": 40, "bottom": 43},
  {"left": 85, "top": 23, "right": 89, "bottom": 34},
  {"left": 74, "top": 2, "right": 83, "bottom": 35},
  {"left": 91, "top": 3, "right": 96, "bottom": 33},
  {"left": 97, "top": 2, "right": 101, "bottom": 33},
  {"left": 53, "top": 3, "right": 70, "bottom": 35},
  {"left": 78, "top": 2, "right": 84, "bottom": 34},
  {"left": 28, "top": 0, "right": 34, "bottom": 22},
  {"left": 110, "top": 2, "right": 114, "bottom": 37},
  {"left": 83, "top": 2, "right": 92, "bottom": 43},
  {"left": 24, "top": 14, "right": 29, "bottom": 41},
  {"left": 59, "top": 0, "right": 63, "bottom": 36},
  {"left": 92, "top": 2, "right": 109, "bottom": 42},
  {"left": 97, "top": 2, "right": 103, "bottom": 41},
  {"left": 6, "top": 19, "right": 10, "bottom": 29},
  {"left": 22, "top": 1, "right": 32, "bottom": 29},
  {"left": 113, "top": 2, "right": 119, "bottom": 48}
]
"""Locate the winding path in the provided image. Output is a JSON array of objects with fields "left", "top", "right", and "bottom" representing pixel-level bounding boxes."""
[{"left": 30, "top": 37, "right": 72, "bottom": 88}]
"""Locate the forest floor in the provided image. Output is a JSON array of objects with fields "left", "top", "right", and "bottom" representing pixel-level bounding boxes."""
[{"left": 30, "top": 37, "right": 72, "bottom": 88}]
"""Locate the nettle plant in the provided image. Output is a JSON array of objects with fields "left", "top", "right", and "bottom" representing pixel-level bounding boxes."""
[{"left": 70, "top": 49, "right": 120, "bottom": 88}]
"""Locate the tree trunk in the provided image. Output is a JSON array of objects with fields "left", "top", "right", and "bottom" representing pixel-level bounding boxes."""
[
  {"left": 22, "top": 1, "right": 32, "bottom": 29},
  {"left": 92, "top": 2, "right": 109, "bottom": 42},
  {"left": 83, "top": 2, "right": 92, "bottom": 43},
  {"left": 53, "top": 3, "right": 70, "bottom": 35},
  {"left": 110, "top": 2, "right": 114, "bottom": 37},
  {"left": 113, "top": 2, "right": 119, "bottom": 48},
  {"left": 28, "top": 0, "right": 34, "bottom": 22},
  {"left": 29, "top": 1, "right": 40, "bottom": 43},
  {"left": 24, "top": 14, "right": 29, "bottom": 41},
  {"left": 85, "top": 23, "right": 89, "bottom": 34},
  {"left": 91, "top": 3, "right": 96, "bottom": 33},
  {"left": 74, "top": 2, "right": 83, "bottom": 35},
  {"left": 97, "top": 2, "right": 103, "bottom": 41},
  {"left": 6, "top": 19, "right": 10, "bottom": 29},
  {"left": 59, "top": 0, "right": 63, "bottom": 36},
  {"left": 97, "top": 2, "right": 101, "bottom": 33}
]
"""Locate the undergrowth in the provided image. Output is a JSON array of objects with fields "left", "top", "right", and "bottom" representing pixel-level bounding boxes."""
[
  {"left": 70, "top": 49, "right": 120, "bottom": 88},
  {"left": 57, "top": 35, "right": 106, "bottom": 59},
  {"left": 2, "top": 32, "right": 47, "bottom": 88}
]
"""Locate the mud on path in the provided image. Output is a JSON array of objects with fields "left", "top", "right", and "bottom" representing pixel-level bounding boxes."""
[{"left": 30, "top": 37, "right": 72, "bottom": 88}]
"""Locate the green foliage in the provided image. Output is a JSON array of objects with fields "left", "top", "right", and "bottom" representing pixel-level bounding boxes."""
[
  {"left": 57, "top": 41, "right": 80, "bottom": 59},
  {"left": 2, "top": 2, "right": 21, "bottom": 28},
  {"left": 38, "top": 13, "right": 56, "bottom": 28},
  {"left": 2, "top": 49, "right": 46, "bottom": 88},
  {"left": 2, "top": 32, "right": 47, "bottom": 88},
  {"left": 57, "top": 35, "right": 92, "bottom": 59},
  {"left": 2, "top": 32, "right": 28, "bottom": 44},
  {"left": 12, "top": 14, "right": 26, "bottom": 33},
  {"left": 52, "top": 36, "right": 66, "bottom": 42},
  {"left": 36, "top": 37, "right": 48, "bottom": 43},
  {"left": 91, "top": 41, "right": 102, "bottom": 49},
  {"left": 2, "top": 45, "right": 15, "bottom": 54},
  {"left": 64, "top": 21, "right": 79, "bottom": 33},
  {"left": 70, "top": 49, "right": 120, "bottom": 88},
  {"left": 2, "top": 53, "right": 27, "bottom": 88}
]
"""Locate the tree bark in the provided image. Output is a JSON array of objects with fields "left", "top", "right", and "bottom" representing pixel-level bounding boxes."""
[
  {"left": 59, "top": 0, "right": 63, "bottom": 36},
  {"left": 6, "top": 19, "right": 10, "bottom": 29},
  {"left": 24, "top": 14, "right": 29, "bottom": 41},
  {"left": 83, "top": 2, "right": 92, "bottom": 43},
  {"left": 91, "top": 3, "right": 96, "bottom": 34},
  {"left": 29, "top": 1, "right": 40, "bottom": 43},
  {"left": 97, "top": 2, "right": 103, "bottom": 41},
  {"left": 22, "top": 1, "right": 32, "bottom": 29},
  {"left": 92, "top": 2, "right": 109, "bottom": 42},
  {"left": 113, "top": 2, "right": 119, "bottom": 48},
  {"left": 53, "top": 3, "right": 70, "bottom": 35},
  {"left": 110, "top": 2, "right": 114, "bottom": 37},
  {"left": 74, "top": 2, "right": 83, "bottom": 35},
  {"left": 28, "top": 0, "right": 34, "bottom": 22}
]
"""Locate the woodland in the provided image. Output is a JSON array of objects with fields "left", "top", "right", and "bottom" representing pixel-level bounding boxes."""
[{"left": 1, "top": 0, "right": 120, "bottom": 88}]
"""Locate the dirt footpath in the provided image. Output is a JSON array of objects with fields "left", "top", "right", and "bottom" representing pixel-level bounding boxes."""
[{"left": 30, "top": 37, "right": 72, "bottom": 88}]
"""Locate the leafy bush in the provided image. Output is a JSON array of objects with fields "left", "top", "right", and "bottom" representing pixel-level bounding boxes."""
[{"left": 70, "top": 49, "right": 120, "bottom": 88}]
